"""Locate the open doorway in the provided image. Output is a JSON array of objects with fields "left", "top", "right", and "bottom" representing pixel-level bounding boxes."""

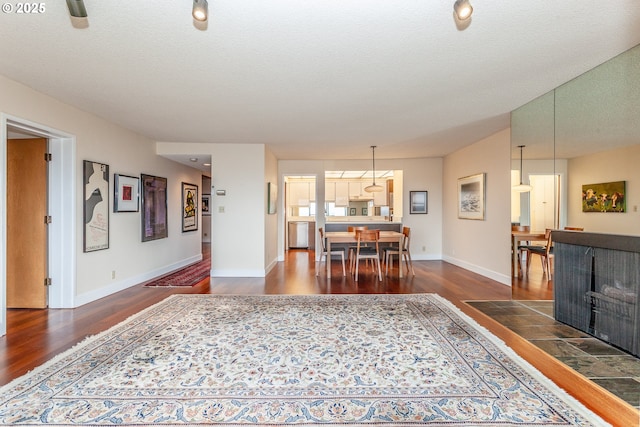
[{"left": 1, "top": 115, "right": 75, "bottom": 336}]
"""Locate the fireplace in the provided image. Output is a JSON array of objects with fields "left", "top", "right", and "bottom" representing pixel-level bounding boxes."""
[{"left": 553, "top": 231, "right": 639, "bottom": 357}]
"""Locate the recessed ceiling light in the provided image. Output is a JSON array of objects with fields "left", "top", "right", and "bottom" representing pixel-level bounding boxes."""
[
  {"left": 203, "top": 163, "right": 211, "bottom": 166},
  {"left": 189, "top": 157, "right": 198, "bottom": 162}
]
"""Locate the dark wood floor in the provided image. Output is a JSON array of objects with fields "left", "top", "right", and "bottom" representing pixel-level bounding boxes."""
[{"left": 1, "top": 249, "right": 636, "bottom": 426}]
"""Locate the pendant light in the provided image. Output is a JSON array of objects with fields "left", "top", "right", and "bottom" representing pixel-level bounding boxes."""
[
  {"left": 513, "top": 145, "right": 533, "bottom": 192},
  {"left": 364, "top": 146, "right": 384, "bottom": 193}
]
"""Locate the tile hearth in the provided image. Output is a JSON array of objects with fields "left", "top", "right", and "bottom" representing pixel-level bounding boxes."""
[{"left": 466, "top": 300, "right": 640, "bottom": 409}]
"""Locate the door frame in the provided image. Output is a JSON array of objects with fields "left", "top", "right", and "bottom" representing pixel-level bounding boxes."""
[{"left": 1, "top": 114, "right": 76, "bottom": 336}]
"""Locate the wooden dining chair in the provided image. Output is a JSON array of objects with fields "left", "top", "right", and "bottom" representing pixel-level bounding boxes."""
[
  {"left": 512, "top": 224, "right": 530, "bottom": 275},
  {"left": 347, "top": 226, "right": 368, "bottom": 272},
  {"left": 354, "top": 229, "right": 382, "bottom": 281},
  {"left": 524, "top": 228, "right": 553, "bottom": 277},
  {"left": 383, "top": 226, "right": 415, "bottom": 276},
  {"left": 317, "top": 227, "right": 346, "bottom": 277}
]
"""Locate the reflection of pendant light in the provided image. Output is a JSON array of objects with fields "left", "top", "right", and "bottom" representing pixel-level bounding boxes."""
[
  {"left": 513, "top": 145, "right": 533, "bottom": 192},
  {"left": 364, "top": 146, "right": 384, "bottom": 193}
]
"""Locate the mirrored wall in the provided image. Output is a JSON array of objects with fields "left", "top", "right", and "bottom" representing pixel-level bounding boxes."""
[{"left": 511, "top": 44, "right": 640, "bottom": 240}]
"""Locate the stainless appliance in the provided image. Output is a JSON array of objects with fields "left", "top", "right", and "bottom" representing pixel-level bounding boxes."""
[{"left": 288, "top": 221, "right": 309, "bottom": 248}]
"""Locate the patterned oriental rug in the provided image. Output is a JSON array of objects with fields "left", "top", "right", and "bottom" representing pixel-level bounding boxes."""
[
  {"left": 143, "top": 258, "right": 210, "bottom": 287},
  {"left": 0, "top": 294, "right": 610, "bottom": 426}
]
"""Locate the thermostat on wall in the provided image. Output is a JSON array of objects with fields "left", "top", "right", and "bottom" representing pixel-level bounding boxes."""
[{"left": 216, "top": 190, "right": 226, "bottom": 196}]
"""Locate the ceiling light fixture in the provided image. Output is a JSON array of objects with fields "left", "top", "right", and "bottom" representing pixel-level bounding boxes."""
[
  {"left": 192, "top": 0, "right": 208, "bottom": 22},
  {"left": 66, "top": 0, "right": 87, "bottom": 17},
  {"left": 453, "top": 0, "right": 473, "bottom": 21},
  {"left": 513, "top": 145, "right": 533, "bottom": 193},
  {"left": 364, "top": 146, "right": 384, "bottom": 193}
]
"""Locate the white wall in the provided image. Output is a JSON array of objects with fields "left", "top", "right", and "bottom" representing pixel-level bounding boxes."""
[
  {"left": 0, "top": 75, "right": 203, "bottom": 307},
  {"left": 567, "top": 144, "right": 640, "bottom": 235},
  {"left": 278, "top": 157, "right": 444, "bottom": 261},
  {"left": 443, "top": 129, "right": 512, "bottom": 285}
]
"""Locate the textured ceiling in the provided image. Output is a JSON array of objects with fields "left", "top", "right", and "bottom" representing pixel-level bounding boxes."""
[{"left": 1, "top": 1, "right": 640, "bottom": 163}]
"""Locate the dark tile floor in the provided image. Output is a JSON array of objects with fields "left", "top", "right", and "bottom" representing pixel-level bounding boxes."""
[{"left": 466, "top": 300, "right": 640, "bottom": 409}]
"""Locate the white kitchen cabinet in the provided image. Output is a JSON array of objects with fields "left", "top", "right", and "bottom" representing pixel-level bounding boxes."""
[
  {"left": 325, "top": 181, "right": 335, "bottom": 201},
  {"left": 373, "top": 185, "right": 387, "bottom": 206},
  {"left": 335, "top": 181, "right": 349, "bottom": 206},
  {"left": 348, "top": 181, "right": 362, "bottom": 198}
]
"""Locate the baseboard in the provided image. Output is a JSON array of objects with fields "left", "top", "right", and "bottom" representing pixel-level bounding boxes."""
[
  {"left": 442, "top": 255, "right": 511, "bottom": 286},
  {"left": 74, "top": 254, "right": 203, "bottom": 307},
  {"left": 210, "top": 269, "right": 266, "bottom": 278}
]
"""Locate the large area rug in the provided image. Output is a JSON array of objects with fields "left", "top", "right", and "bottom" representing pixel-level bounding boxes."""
[{"left": 0, "top": 294, "right": 609, "bottom": 426}]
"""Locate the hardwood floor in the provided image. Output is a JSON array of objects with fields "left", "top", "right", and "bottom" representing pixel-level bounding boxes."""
[{"left": 1, "top": 249, "right": 636, "bottom": 426}]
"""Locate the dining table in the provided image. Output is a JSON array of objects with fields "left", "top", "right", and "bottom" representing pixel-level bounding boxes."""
[
  {"left": 512, "top": 230, "right": 547, "bottom": 277},
  {"left": 324, "top": 230, "right": 405, "bottom": 278}
]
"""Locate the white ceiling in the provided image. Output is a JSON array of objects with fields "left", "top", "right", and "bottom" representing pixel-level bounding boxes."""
[{"left": 1, "top": 1, "right": 640, "bottom": 167}]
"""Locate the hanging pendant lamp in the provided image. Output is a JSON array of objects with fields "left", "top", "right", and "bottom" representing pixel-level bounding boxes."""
[
  {"left": 364, "top": 146, "right": 384, "bottom": 193},
  {"left": 513, "top": 145, "right": 533, "bottom": 192}
]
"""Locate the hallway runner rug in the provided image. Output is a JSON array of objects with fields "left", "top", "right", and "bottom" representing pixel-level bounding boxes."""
[
  {"left": 0, "top": 294, "right": 609, "bottom": 426},
  {"left": 143, "top": 258, "right": 210, "bottom": 287}
]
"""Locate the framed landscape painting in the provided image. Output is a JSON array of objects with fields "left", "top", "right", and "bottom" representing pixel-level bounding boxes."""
[
  {"left": 410, "top": 191, "right": 428, "bottom": 214},
  {"left": 458, "top": 173, "right": 485, "bottom": 220}
]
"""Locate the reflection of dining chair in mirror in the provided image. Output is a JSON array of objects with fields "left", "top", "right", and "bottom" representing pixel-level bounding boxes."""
[
  {"left": 317, "top": 228, "right": 346, "bottom": 277},
  {"left": 347, "top": 226, "right": 368, "bottom": 272},
  {"left": 354, "top": 229, "right": 382, "bottom": 281},
  {"left": 523, "top": 228, "right": 553, "bottom": 277},
  {"left": 564, "top": 226, "right": 584, "bottom": 231},
  {"left": 383, "top": 226, "right": 415, "bottom": 276},
  {"left": 511, "top": 224, "right": 530, "bottom": 275}
]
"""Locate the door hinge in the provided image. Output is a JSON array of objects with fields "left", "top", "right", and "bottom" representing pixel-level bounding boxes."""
[
  {"left": 44, "top": 215, "right": 52, "bottom": 224},
  {"left": 44, "top": 277, "right": 52, "bottom": 287},
  {"left": 45, "top": 153, "right": 52, "bottom": 162}
]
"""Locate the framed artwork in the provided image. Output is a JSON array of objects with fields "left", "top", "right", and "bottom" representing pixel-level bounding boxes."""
[
  {"left": 182, "top": 182, "right": 198, "bottom": 232},
  {"left": 202, "top": 194, "right": 211, "bottom": 216},
  {"left": 141, "top": 174, "right": 168, "bottom": 242},
  {"left": 458, "top": 173, "right": 485, "bottom": 220},
  {"left": 114, "top": 174, "right": 139, "bottom": 212},
  {"left": 267, "top": 182, "right": 277, "bottom": 214},
  {"left": 582, "top": 181, "right": 626, "bottom": 212},
  {"left": 410, "top": 191, "right": 428, "bottom": 214},
  {"left": 362, "top": 207, "right": 368, "bottom": 215},
  {"left": 83, "top": 160, "right": 109, "bottom": 252},
  {"left": 350, "top": 207, "right": 357, "bottom": 216}
]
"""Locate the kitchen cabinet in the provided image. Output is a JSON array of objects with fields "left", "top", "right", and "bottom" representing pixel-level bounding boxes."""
[
  {"left": 348, "top": 181, "right": 363, "bottom": 198},
  {"left": 373, "top": 187, "right": 387, "bottom": 206},
  {"left": 335, "top": 181, "right": 349, "bottom": 206},
  {"left": 325, "top": 181, "right": 335, "bottom": 202}
]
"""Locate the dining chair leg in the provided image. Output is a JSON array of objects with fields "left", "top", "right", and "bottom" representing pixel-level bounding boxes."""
[
  {"left": 404, "top": 252, "right": 415, "bottom": 276},
  {"left": 340, "top": 252, "right": 346, "bottom": 276},
  {"left": 316, "top": 254, "right": 324, "bottom": 277},
  {"left": 375, "top": 257, "right": 382, "bottom": 281}
]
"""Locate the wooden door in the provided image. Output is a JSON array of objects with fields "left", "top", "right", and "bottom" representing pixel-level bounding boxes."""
[{"left": 7, "top": 138, "right": 48, "bottom": 308}]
